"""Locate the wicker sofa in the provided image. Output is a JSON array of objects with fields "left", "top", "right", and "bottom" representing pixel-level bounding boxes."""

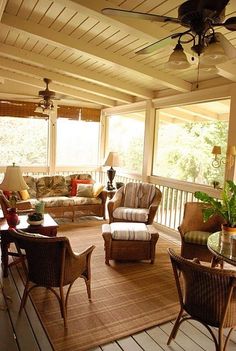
[{"left": 19, "top": 174, "right": 107, "bottom": 221}]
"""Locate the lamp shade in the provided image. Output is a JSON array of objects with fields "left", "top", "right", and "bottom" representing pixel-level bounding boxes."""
[
  {"left": 201, "top": 38, "right": 227, "bottom": 65},
  {"left": 0, "top": 164, "right": 28, "bottom": 191},
  {"left": 166, "top": 43, "right": 190, "bottom": 70},
  {"left": 212, "top": 146, "right": 221, "bottom": 155},
  {"left": 103, "top": 152, "right": 120, "bottom": 167}
]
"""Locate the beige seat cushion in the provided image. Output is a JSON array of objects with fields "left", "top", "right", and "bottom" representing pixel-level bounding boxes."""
[
  {"left": 110, "top": 222, "right": 151, "bottom": 240},
  {"left": 102, "top": 222, "right": 158, "bottom": 241},
  {"left": 113, "top": 207, "right": 149, "bottom": 222}
]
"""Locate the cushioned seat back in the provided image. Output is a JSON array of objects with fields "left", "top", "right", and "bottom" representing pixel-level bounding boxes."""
[
  {"left": 180, "top": 202, "right": 225, "bottom": 234},
  {"left": 123, "top": 182, "right": 156, "bottom": 209}
]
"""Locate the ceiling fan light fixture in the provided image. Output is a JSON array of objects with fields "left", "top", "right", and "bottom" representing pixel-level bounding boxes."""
[
  {"left": 201, "top": 36, "right": 228, "bottom": 65},
  {"left": 166, "top": 43, "right": 190, "bottom": 70}
]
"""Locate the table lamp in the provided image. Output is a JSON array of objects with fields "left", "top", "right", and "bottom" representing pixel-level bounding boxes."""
[
  {"left": 0, "top": 163, "right": 28, "bottom": 227},
  {"left": 103, "top": 152, "right": 120, "bottom": 190}
]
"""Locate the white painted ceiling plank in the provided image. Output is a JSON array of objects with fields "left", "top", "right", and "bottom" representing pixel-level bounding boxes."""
[
  {"left": 0, "top": 68, "right": 116, "bottom": 106},
  {"left": 0, "top": 56, "right": 133, "bottom": 103},
  {"left": 1, "top": 12, "right": 192, "bottom": 92},
  {"left": 57, "top": 0, "right": 173, "bottom": 42},
  {"left": 0, "top": 42, "right": 153, "bottom": 98}
]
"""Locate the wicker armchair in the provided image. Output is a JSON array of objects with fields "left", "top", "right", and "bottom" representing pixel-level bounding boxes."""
[
  {"left": 0, "top": 190, "right": 33, "bottom": 217},
  {"left": 9, "top": 229, "right": 95, "bottom": 329},
  {"left": 107, "top": 182, "right": 162, "bottom": 224},
  {"left": 168, "top": 248, "right": 236, "bottom": 351},
  {"left": 178, "top": 202, "right": 225, "bottom": 262}
]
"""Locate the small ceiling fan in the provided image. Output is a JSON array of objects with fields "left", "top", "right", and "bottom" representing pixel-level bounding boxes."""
[
  {"left": 102, "top": 0, "right": 236, "bottom": 61},
  {"left": 35, "top": 78, "right": 58, "bottom": 114}
]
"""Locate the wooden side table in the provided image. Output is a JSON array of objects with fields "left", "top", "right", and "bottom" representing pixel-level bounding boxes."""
[
  {"left": 1, "top": 214, "right": 58, "bottom": 277},
  {"left": 105, "top": 189, "right": 116, "bottom": 200}
]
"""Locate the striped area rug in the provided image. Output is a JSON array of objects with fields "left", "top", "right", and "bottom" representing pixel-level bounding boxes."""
[{"left": 29, "top": 220, "right": 180, "bottom": 351}]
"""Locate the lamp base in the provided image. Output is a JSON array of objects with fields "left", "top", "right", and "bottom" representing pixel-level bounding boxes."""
[{"left": 107, "top": 167, "right": 116, "bottom": 190}]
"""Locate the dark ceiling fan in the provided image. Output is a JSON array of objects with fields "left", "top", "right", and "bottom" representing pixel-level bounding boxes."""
[{"left": 102, "top": 0, "right": 236, "bottom": 56}]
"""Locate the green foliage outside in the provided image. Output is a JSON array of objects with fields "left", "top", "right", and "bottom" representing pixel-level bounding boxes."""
[
  {"left": 153, "top": 120, "right": 228, "bottom": 186},
  {"left": 0, "top": 117, "right": 48, "bottom": 166},
  {"left": 108, "top": 115, "right": 144, "bottom": 173}
]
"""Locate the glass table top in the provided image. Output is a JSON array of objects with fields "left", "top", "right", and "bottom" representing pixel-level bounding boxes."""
[{"left": 207, "top": 231, "right": 236, "bottom": 266}]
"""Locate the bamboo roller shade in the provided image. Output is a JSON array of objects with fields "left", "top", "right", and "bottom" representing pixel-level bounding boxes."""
[{"left": 0, "top": 100, "right": 101, "bottom": 122}]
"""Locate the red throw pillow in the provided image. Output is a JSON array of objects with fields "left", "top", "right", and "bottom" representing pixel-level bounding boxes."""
[{"left": 70, "top": 179, "right": 92, "bottom": 196}]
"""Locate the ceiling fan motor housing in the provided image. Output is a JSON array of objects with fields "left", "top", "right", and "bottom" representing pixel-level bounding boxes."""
[
  {"left": 178, "top": 0, "right": 226, "bottom": 31},
  {"left": 38, "top": 78, "right": 56, "bottom": 99}
]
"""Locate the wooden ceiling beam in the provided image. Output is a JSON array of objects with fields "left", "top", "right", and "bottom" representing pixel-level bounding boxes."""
[
  {"left": 1, "top": 13, "right": 191, "bottom": 92},
  {"left": 0, "top": 0, "right": 7, "bottom": 20},
  {"left": 0, "top": 56, "right": 133, "bottom": 104},
  {"left": 0, "top": 42, "right": 151, "bottom": 99},
  {"left": 0, "top": 69, "right": 115, "bottom": 106}
]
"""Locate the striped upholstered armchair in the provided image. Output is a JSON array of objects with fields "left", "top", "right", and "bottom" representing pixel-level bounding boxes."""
[{"left": 107, "top": 182, "right": 162, "bottom": 224}]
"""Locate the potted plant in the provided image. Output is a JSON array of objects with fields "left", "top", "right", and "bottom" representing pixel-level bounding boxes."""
[{"left": 194, "top": 180, "right": 236, "bottom": 236}]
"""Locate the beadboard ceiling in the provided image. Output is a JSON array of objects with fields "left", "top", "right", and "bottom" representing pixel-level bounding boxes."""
[{"left": 0, "top": 0, "right": 235, "bottom": 110}]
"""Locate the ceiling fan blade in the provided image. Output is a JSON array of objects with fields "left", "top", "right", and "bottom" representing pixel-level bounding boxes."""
[
  {"left": 102, "top": 8, "right": 180, "bottom": 24},
  {"left": 215, "top": 32, "right": 236, "bottom": 59},
  {"left": 136, "top": 33, "right": 182, "bottom": 55},
  {"left": 221, "top": 17, "right": 236, "bottom": 31}
]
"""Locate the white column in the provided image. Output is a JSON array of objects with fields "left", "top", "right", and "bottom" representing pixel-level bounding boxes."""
[
  {"left": 225, "top": 84, "right": 236, "bottom": 181},
  {"left": 142, "top": 100, "right": 156, "bottom": 182},
  {"left": 48, "top": 105, "right": 57, "bottom": 175}
]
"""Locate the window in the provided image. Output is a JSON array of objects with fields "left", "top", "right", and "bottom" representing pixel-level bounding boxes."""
[
  {"left": 0, "top": 116, "right": 48, "bottom": 166},
  {"left": 153, "top": 100, "right": 229, "bottom": 186},
  {"left": 56, "top": 118, "right": 100, "bottom": 166},
  {"left": 107, "top": 112, "right": 145, "bottom": 174}
]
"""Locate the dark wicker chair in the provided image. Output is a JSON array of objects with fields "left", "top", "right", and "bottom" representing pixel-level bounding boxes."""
[
  {"left": 9, "top": 228, "right": 95, "bottom": 329},
  {"left": 168, "top": 248, "right": 236, "bottom": 351},
  {"left": 178, "top": 202, "right": 225, "bottom": 262}
]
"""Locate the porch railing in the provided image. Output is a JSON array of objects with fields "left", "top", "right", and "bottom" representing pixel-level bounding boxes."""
[{"left": 0, "top": 168, "right": 220, "bottom": 234}]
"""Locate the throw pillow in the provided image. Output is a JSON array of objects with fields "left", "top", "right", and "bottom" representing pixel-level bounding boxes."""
[
  {"left": 19, "top": 189, "right": 30, "bottom": 200},
  {"left": 93, "top": 182, "right": 104, "bottom": 197},
  {"left": 71, "top": 179, "right": 92, "bottom": 196},
  {"left": 76, "top": 184, "right": 94, "bottom": 198}
]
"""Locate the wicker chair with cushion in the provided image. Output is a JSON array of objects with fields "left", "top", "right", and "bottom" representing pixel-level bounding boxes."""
[
  {"left": 168, "top": 248, "right": 236, "bottom": 351},
  {"left": 178, "top": 202, "right": 225, "bottom": 262},
  {"left": 9, "top": 228, "right": 95, "bottom": 328},
  {"left": 107, "top": 182, "right": 162, "bottom": 224}
]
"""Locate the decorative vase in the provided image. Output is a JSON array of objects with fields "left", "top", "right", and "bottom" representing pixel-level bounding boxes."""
[
  {"left": 221, "top": 224, "right": 236, "bottom": 243},
  {"left": 6, "top": 208, "right": 19, "bottom": 228}
]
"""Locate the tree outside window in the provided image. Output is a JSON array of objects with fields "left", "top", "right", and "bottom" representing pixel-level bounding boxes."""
[{"left": 153, "top": 100, "right": 229, "bottom": 187}]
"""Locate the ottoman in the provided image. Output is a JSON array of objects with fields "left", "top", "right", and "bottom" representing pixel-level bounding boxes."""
[{"left": 102, "top": 222, "right": 159, "bottom": 265}]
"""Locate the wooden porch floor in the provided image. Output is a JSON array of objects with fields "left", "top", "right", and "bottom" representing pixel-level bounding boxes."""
[{"left": 1, "top": 232, "right": 236, "bottom": 351}]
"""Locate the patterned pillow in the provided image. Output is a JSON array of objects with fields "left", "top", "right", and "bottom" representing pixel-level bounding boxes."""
[
  {"left": 76, "top": 184, "right": 94, "bottom": 197},
  {"left": 37, "top": 176, "right": 69, "bottom": 198},
  {"left": 70, "top": 179, "right": 93, "bottom": 196}
]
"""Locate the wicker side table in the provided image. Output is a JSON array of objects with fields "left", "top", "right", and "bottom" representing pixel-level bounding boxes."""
[{"left": 102, "top": 222, "right": 159, "bottom": 265}]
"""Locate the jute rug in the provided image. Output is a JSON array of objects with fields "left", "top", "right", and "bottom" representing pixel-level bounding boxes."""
[{"left": 26, "top": 220, "right": 181, "bottom": 351}]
